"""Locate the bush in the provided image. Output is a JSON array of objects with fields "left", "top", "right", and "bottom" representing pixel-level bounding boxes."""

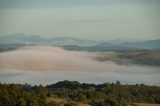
[{"left": 64, "top": 102, "right": 78, "bottom": 106}]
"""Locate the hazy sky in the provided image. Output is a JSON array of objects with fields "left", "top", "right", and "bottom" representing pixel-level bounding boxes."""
[{"left": 0, "top": 0, "right": 160, "bottom": 40}]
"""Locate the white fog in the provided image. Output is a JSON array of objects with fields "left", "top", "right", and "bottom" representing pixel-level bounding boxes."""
[{"left": 0, "top": 46, "right": 159, "bottom": 85}]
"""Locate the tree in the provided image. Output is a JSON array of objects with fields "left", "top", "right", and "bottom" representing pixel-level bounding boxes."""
[
  {"left": 26, "top": 96, "right": 38, "bottom": 106},
  {"left": 77, "top": 93, "right": 87, "bottom": 102}
]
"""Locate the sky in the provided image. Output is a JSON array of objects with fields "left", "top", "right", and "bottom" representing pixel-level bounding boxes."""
[{"left": 0, "top": 0, "right": 160, "bottom": 40}]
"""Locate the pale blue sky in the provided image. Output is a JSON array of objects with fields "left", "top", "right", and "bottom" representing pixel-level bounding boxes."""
[{"left": 0, "top": 0, "right": 159, "bottom": 40}]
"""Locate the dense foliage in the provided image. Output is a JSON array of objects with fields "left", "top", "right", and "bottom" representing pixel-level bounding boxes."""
[
  {"left": 46, "top": 81, "right": 160, "bottom": 105},
  {"left": 0, "top": 81, "right": 160, "bottom": 106},
  {"left": 0, "top": 83, "right": 47, "bottom": 106}
]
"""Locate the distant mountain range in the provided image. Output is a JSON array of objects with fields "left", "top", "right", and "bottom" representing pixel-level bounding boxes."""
[
  {"left": 0, "top": 33, "right": 97, "bottom": 46},
  {"left": 0, "top": 33, "right": 160, "bottom": 51}
]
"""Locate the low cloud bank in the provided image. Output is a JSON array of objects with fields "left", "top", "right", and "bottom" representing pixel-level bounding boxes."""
[{"left": 0, "top": 46, "right": 160, "bottom": 75}]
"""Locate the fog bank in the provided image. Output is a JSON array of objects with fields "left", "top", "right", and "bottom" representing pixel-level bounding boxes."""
[
  {"left": 0, "top": 46, "right": 159, "bottom": 74},
  {"left": 0, "top": 46, "right": 160, "bottom": 85}
]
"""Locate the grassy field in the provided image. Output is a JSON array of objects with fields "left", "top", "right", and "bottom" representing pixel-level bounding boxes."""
[
  {"left": 135, "top": 103, "right": 160, "bottom": 106},
  {"left": 47, "top": 97, "right": 160, "bottom": 106},
  {"left": 47, "top": 97, "right": 90, "bottom": 106}
]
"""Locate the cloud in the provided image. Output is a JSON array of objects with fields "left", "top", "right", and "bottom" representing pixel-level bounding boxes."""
[
  {"left": 0, "top": 46, "right": 160, "bottom": 85},
  {"left": 0, "top": 0, "right": 158, "bottom": 9},
  {"left": 0, "top": 46, "right": 159, "bottom": 75}
]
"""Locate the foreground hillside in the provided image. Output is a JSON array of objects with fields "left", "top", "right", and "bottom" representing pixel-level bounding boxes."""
[
  {"left": 47, "top": 97, "right": 90, "bottom": 106},
  {"left": 0, "top": 81, "right": 160, "bottom": 106},
  {"left": 134, "top": 103, "right": 160, "bottom": 106}
]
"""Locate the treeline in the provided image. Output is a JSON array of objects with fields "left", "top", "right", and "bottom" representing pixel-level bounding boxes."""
[
  {"left": 46, "top": 81, "right": 160, "bottom": 105},
  {"left": 0, "top": 83, "right": 48, "bottom": 106},
  {"left": 0, "top": 81, "right": 160, "bottom": 106}
]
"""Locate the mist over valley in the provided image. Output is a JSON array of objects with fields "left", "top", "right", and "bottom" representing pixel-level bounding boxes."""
[{"left": 0, "top": 45, "right": 159, "bottom": 85}]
